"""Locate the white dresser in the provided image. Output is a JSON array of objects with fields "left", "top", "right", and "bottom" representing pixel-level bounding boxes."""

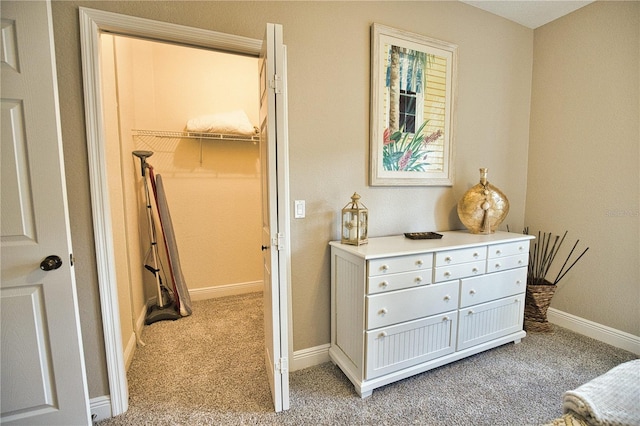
[{"left": 329, "top": 230, "right": 534, "bottom": 397}]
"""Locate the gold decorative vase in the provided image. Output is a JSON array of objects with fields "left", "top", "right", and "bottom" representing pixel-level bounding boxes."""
[{"left": 457, "top": 168, "right": 509, "bottom": 234}]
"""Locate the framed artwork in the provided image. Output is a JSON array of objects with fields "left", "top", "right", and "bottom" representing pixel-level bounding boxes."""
[{"left": 370, "top": 23, "right": 457, "bottom": 186}]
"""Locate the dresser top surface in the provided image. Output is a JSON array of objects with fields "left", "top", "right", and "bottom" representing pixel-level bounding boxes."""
[{"left": 329, "top": 230, "right": 534, "bottom": 259}]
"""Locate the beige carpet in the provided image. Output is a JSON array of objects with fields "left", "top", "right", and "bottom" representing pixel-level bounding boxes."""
[{"left": 97, "top": 292, "right": 637, "bottom": 425}]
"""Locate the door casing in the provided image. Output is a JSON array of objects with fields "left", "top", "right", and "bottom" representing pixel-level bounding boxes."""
[{"left": 79, "top": 7, "right": 292, "bottom": 417}]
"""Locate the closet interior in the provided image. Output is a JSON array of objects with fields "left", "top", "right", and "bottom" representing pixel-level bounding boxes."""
[{"left": 100, "top": 33, "right": 263, "bottom": 369}]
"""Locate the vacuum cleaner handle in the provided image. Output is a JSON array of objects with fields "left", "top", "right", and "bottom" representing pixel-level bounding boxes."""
[{"left": 132, "top": 150, "right": 154, "bottom": 176}]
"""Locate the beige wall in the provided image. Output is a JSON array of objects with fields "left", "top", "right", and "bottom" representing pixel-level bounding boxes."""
[
  {"left": 52, "top": 1, "right": 535, "bottom": 397},
  {"left": 527, "top": 1, "right": 640, "bottom": 335}
]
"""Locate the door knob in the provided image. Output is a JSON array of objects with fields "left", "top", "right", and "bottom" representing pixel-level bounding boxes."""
[
  {"left": 40, "top": 255, "right": 63, "bottom": 271},
  {"left": 261, "top": 245, "right": 269, "bottom": 251}
]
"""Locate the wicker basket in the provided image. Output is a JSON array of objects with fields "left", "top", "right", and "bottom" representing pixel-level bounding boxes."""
[{"left": 524, "top": 281, "right": 556, "bottom": 332}]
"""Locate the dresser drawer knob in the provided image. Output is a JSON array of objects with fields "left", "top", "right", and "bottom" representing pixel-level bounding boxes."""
[
  {"left": 415, "top": 276, "right": 422, "bottom": 283},
  {"left": 444, "top": 256, "right": 452, "bottom": 263},
  {"left": 519, "top": 246, "right": 524, "bottom": 251},
  {"left": 443, "top": 271, "right": 451, "bottom": 277},
  {"left": 443, "top": 295, "right": 450, "bottom": 301},
  {"left": 381, "top": 264, "right": 389, "bottom": 272},
  {"left": 516, "top": 280, "right": 522, "bottom": 285},
  {"left": 473, "top": 252, "right": 479, "bottom": 258},
  {"left": 496, "top": 249, "right": 502, "bottom": 255},
  {"left": 468, "top": 310, "right": 475, "bottom": 315},
  {"left": 416, "top": 260, "right": 423, "bottom": 266},
  {"left": 379, "top": 281, "right": 388, "bottom": 288},
  {"left": 495, "top": 263, "right": 501, "bottom": 269},
  {"left": 378, "top": 308, "right": 388, "bottom": 315},
  {"left": 442, "top": 316, "right": 449, "bottom": 322},
  {"left": 378, "top": 332, "right": 387, "bottom": 338},
  {"left": 472, "top": 267, "right": 478, "bottom": 273},
  {"left": 469, "top": 289, "right": 476, "bottom": 295},
  {"left": 518, "top": 259, "right": 523, "bottom": 265}
]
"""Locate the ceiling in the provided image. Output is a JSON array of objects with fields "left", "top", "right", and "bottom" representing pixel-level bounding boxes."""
[{"left": 460, "top": 0, "right": 595, "bottom": 29}]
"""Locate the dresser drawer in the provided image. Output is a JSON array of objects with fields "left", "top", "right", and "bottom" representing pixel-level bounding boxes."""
[
  {"left": 365, "top": 312, "right": 457, "bottom": 379},
  {"left": 460, "top": 267, "right": 526, "bottom": 308},
  {"left": 367, "top": 269, "right": 432, "bottom": 294},
  {"left": 366, "top": 280, "right": 459, "bottom": 330},
  {"left": 458, "top": 295, "right": 525, "bottom": 350},
  {"left": 488, "top": 240, "right": 530, "bottom": 259},
  {"left": 434, "top": 246, "right": 486, "bottom": 267},
  {"left": 487, "top": 253, "right": 528, "bottom": 273},
  {"left": 368, "top": 253, "right": 433, "bottom": 277},
  {"left": 434, "top": 260, "right": 486, "bottom": 282}
]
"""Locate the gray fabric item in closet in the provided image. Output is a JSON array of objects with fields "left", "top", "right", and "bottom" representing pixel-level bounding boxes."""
[{"left": 154, "top": 173, "right": 192, "bottom": 316}]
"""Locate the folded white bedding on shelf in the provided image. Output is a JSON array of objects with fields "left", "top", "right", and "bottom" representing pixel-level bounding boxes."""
[
  {"left": 562, "top": 359, "right": 640, "bottom": 425},
  {"left": 185, "top": 109, "right": 258, "bottom": 136}
]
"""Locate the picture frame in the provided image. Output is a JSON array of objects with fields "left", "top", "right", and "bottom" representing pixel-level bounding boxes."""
[{"left": 370, "top": 23, "right": 457, "bottom": 186}]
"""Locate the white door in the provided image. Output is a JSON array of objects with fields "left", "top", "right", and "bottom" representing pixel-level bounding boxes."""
[
  {"left": 0, "top": 1, "right": 91, "bottom": 425},
  {"left": 259, "top": 23, "right": 290, "bottom": 412}
]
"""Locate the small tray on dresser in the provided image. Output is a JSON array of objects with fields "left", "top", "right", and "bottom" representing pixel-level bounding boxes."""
[{"left": 404, "top": 232, "right": 443, "bottom": 240}]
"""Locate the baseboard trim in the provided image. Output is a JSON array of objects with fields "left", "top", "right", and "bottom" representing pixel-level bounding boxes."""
[
  {"left": 291, "top": 343, "right": 330, "bottom": 372},
  {"left": 135, "top": 303, "right": 146, "bottom": 338},
  {"left": 122, "top": 332, "right": 136, "bottom": 372},
  {"left": 189, "top": 281, "right": 264, "bottom": 301},
  {"left": 90, "top": 395, "right": 112, "bottom": 423},
  {"left": 547, "top": 307, "right": 640, "bottom": 355}
]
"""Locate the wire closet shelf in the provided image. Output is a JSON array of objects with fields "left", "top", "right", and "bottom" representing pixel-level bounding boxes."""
[
  {"left": 132, "top": 129, "right": 260, "bottom": 143},
  {"left": 132, "top": 129, "right": 260, "bottom": 165}
]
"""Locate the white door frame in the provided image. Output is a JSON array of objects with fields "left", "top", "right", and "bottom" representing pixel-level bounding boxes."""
[{"left": 78, "top": 7, "right": 292, "bottom": 417}]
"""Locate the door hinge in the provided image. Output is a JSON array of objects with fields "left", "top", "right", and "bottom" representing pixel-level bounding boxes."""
[
  {"left": 271, "top": 233, "right": 285, "bottom": 251},
  {"left": 276, "top": 357, "right": 288, "bottom": 374},
  {"left": 269, "top": 74, "right": 283, "bottom": 94}
]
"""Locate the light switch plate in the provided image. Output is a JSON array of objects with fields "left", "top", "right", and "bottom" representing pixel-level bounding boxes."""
[{"left": 294, "top": 200, "right": 305, "bottom": 218}]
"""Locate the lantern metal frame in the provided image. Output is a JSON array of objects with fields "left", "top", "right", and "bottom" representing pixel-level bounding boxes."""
[{"left": 341, "top": 192, "right": 368, "bottom": 245}]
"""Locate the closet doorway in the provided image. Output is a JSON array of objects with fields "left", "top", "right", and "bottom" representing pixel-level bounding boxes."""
[
  {"left": 101, "top": 33, "right": 264, "bottom": 355},
  {"left": 79, "top": 8, "right": 291, "bottom": 416}
]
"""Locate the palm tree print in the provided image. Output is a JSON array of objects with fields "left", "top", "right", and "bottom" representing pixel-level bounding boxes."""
[{"left": 383, "top": 45, "right": 441, "bottom": 171}]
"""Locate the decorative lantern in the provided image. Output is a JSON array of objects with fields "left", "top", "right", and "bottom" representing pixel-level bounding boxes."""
[{"left": 341, "top": 192, "right": 368, "bottom": 245}]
